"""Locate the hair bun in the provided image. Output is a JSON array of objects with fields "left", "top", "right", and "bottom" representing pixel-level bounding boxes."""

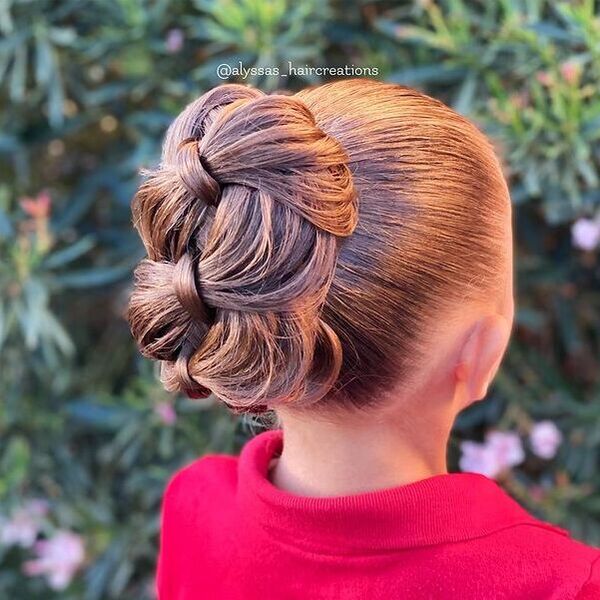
[{"left": 128, "top": 84, "right": 358, "bottom": 412}]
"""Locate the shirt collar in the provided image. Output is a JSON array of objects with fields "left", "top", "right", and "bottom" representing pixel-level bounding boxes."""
[{"left": 237, "top": 429, "right": 538, "bottom": 555}]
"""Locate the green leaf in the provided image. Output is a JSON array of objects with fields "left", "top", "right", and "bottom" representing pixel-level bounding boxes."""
[
  {"left": 43, "top": 235, "right": 96, "bottom": 269},
  {"left": 0, "top": 436, "right": 31, "bottom": 496},
  {"left": 53, "top": 264, "right": 132, "bottom": 288}
]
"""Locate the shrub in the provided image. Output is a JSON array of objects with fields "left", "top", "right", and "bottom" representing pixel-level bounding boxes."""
[{"left": 1, "top": 1, "right": 599, "bottom": 597}]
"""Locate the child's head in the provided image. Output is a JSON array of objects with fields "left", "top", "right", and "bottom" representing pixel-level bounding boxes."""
[{"left": 127, "top": 79, "right": 513, "bottom": 420}]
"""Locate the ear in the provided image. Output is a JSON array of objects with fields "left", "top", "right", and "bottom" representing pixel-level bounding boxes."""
[{"left": 454, "top": 314, "right": 511, "bottom": 408}]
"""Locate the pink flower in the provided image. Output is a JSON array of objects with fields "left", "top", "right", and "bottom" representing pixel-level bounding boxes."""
[
  {"left": 509, "top": 91, "right": 529, "bottom": 110},
  {"left": 486, "top": 431, "right": 525, "bottom": 467},
  {"left": 459, "top": 431, "right": 524, "bottom": 479},
  {"left": 536, "top": 71, "right": 553, "bottom": 87},
  {"left": 571, "top": 218, "right": 600, "bottom": 251},
  {"left": 155, "top": 401, "right": 177, "bottom": 426},
  {"left": 165, "top": 29, "right": 184, "bottom": 54},
  {"left": 459, "top": 441, "right": 499, "bottom": 478},
  {"left": 560, "top": 60, "right": 581, "bottom": 85},
  {"left": 20, "top": 191, "right": 52, "bottom": 219},
  {"left": 530, "top": 421, "right": 563, "bottom": 460},
  {"left": 0, "top": 499, "right": 49, "bottom": 548},
  {"left": 23, "top": 530, "right": 85, "bottom": 591}
]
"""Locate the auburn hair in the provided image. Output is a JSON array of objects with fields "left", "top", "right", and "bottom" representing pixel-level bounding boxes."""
[{"left": 127, "top": 79, "right": 510, "bottom": 415}]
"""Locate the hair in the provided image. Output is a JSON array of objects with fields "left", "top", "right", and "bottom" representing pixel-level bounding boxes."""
[{"left": 127, "top": 79, "right": 510, "bottom": 416}]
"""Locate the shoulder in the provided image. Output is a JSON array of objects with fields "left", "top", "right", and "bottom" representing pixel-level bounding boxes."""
[
  {"left": 477, "top": 521, "right": 600, "bottom": 597},
  {"left": 157, "top": 454, "right": 239, "bottom": 595},
  {"left": 162, "top": 453, "right": 239, "bottom": 520},
  {"left": 496, "top": 519, "right": 599, "bottom": 564},
  {"left": 165, "top": 453, "right": 238, "bottom": 496},
  {"left": 576, "top": 551, "right": 600, "bottom": 599}
]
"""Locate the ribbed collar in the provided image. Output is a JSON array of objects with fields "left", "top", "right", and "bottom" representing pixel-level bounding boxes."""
[{"left": 237, "top": 429, "right": 540, "bottom": 555}]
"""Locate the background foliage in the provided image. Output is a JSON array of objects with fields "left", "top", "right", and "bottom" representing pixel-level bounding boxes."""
[{"left": 1, "top": 0, "right": 600, "bottom": 597}]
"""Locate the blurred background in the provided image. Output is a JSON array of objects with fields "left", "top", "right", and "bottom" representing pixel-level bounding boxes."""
[{"left": 1, "top": 0, "right": 600, "bottom": 598}]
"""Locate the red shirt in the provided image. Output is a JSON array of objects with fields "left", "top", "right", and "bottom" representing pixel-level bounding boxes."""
[{"left": 157, "top": 429, "right": 600, "bottom": 599}]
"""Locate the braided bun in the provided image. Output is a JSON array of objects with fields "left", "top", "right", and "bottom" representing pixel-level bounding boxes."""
[{"left": 127, "top": 84, "right": 357, "bottom": 412}]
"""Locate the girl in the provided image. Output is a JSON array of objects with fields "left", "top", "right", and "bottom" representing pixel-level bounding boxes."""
[{"left": 127, "top": 79, "right": 599, "bottom": 599}]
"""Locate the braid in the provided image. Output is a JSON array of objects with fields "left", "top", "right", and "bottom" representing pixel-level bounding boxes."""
[{"left": 127, "top": 84, "right": 357, "bottom": 411}]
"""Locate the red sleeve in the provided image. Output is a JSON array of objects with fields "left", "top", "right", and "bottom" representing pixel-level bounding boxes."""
[
  {"left": 155, "top": 455, "right": 234, "bottom": 599},
  {"left": 156, "top": 467, "right": 187, "bottom": 600},
  {"left": 156, "top": 460, "right": 207, "bottom": 600},
  {"left": 576, "top": 553, "right": 600, "bottom": 599}
]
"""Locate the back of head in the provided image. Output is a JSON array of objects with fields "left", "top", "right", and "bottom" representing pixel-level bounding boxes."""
[{"left": 127, "top": 79, "right": 510, "bottom": 415}]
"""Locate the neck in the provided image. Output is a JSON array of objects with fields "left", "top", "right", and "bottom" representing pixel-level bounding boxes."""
[{"left": 270, "top": 406, "right": 452, "bottom": 497}]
